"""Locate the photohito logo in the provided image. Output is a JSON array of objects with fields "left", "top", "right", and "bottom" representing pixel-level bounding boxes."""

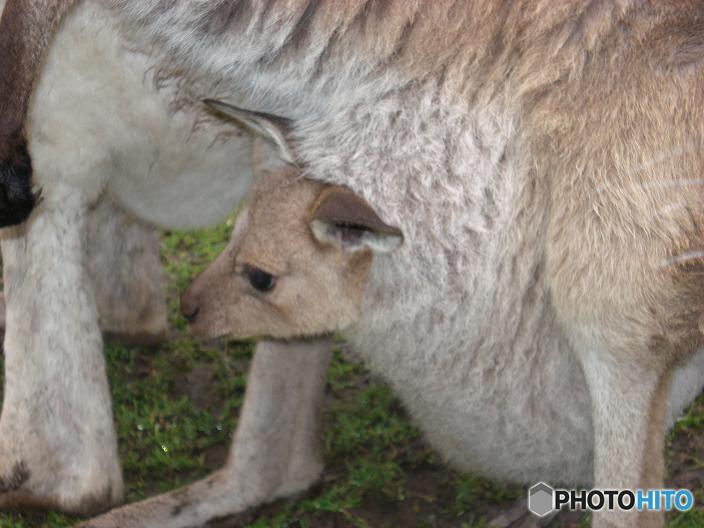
[{"left": 527, "top": 482, "right": 694, "bottom": 517}]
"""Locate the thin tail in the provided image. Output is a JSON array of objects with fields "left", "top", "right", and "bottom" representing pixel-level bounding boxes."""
[{"left": 0, "top": 0, "right": 77, "bottom": 227}]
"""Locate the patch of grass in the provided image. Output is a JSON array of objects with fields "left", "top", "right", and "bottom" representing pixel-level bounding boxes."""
[
  {"left": 669, "top": 508, "right": 704, "bottom": 528},
  {"left": 106, "top": 339, "right": 245, "bottom": 501},
  {"left": 0, "top": 220, "right": 703, "bottom": 527},
  {"left": 450, "top": 475, "right": 520, "bottom": 518},
  {"left": 672, "top": 400, "right": 704, "bottom": 438}
]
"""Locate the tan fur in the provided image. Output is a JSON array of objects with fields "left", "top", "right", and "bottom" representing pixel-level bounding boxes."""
[
  {"left": 181, "top": 168, "right": 402, "bottom": 340},
  {"left": 532, "top": 9, "right": 704, "bottom": 525}
]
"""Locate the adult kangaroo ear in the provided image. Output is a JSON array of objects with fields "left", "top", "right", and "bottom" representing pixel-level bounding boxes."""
[
  {"left": 204, "top": 99, "right": 296, "bottom": 165},
  {"left": 309, "top": 187, "right": 404, "bottom": 254}
]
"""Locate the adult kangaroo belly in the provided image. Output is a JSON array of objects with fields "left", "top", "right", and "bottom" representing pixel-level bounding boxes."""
[
  {"left": 352, "top": 261, "right": 704, "bottom": 486},
  {"left": 26, "top": 1, "right": 254, "bottom": 229},
  {"left": 350, "top": 262, "right": 596, "bottom": 485}
]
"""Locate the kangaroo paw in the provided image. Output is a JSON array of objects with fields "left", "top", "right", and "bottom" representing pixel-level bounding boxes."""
[{"left": 0, "top": 458, "right": 122, "bottom": 516}]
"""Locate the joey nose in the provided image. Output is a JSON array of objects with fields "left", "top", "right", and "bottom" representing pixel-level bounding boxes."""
[{"left": 180, "top": 290, "right": 200, "bottom": 324}]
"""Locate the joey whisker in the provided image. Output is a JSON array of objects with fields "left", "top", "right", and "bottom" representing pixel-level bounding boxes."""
[{"left": 658, "top": 250, "right": 704, "bottom": 269}]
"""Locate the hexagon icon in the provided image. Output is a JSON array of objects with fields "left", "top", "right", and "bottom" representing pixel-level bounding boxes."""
[{"left": 528, "top": 482, "right": 554, "bottom": 517}]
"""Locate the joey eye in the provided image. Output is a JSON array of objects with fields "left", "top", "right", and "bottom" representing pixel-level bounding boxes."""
[{"left": 244, "top": 266, "right": 276, "bottom": 292}]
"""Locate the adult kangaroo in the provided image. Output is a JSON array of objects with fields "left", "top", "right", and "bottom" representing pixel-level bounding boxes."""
[
  {"left": 3, "top": 2, "right": 704, "bottom": 528},
  {"left": 0, "top": 0, "right": 257, "bottom": 516}
]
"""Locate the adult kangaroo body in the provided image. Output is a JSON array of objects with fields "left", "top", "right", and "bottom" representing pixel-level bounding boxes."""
[
  {"left": 0, "top": 0, "right": 257, "bottom": 517},
  {"left": 3, "top": 2, "right": 704, "bottom": 527}
]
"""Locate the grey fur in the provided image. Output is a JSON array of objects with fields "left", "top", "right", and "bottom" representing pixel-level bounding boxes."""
[{"left": 2, "top": 2, "right": 704, "bottom": 528}]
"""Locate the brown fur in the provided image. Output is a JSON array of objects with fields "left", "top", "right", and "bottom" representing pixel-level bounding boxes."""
[
  {"left": 0, "top": 461, "right": 28, "bottom": 493},
  {"left": 181, "top": 168, "right": 402, "bottom": 341},
  {"left": 0, "top": 0, "right": 76, "bottom": 226},
  {"left": 0, "top": 0, "right": 76, "bottom": 134},
  {"left": 508, "top": 7, "right": 704, "bottom": 526},
  {"left": 0, "top": 486, "right": 115, "bottom": 517}
]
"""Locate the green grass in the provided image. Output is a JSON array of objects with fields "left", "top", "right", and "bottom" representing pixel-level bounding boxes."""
[{"left": 0, "top": 219, "right": 703, "bottom": 527}]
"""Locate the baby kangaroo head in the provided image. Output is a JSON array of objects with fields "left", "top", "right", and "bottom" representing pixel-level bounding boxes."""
[{"left": 181, "top": 168, "right": 403, "bottom": 340}]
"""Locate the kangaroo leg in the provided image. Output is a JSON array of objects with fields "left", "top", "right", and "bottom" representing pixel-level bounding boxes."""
[
  {"left": 550, "top": 272, "right": 689, "bottom": 528},
  {"left": 79, "top": 337, "right": 331, "bottom": 528},
  {"left": 548, "top": 246, "right": 700, "bottom": 528},
  {"left": 0, "top": 197, "right": 167, "bottom": 345},
  {"left": 577, "top": 339, "right": 672, "bottom": 528},
  {"left": 0, "top": 190, "right": 123, "bottom": 515},
  {"left": 85, "top": 197, "right": 167, "bottom": 345}
]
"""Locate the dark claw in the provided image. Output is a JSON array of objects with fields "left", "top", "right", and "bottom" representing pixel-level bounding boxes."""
[{"left": 0, "top": 133, "right": 38, "bottom": 227}]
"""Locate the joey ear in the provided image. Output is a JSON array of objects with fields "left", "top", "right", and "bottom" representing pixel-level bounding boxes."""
[
  {"left": 203, "top": 99, "right": 296, "bottom": 165},
  {"left": 309, "top": 187, "right": 404, "bottom": 254}
]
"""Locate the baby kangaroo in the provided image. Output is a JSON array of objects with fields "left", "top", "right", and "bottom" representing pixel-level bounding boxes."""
[{"left": 181, "top": 168, "right": 403, "bottom": 341}]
